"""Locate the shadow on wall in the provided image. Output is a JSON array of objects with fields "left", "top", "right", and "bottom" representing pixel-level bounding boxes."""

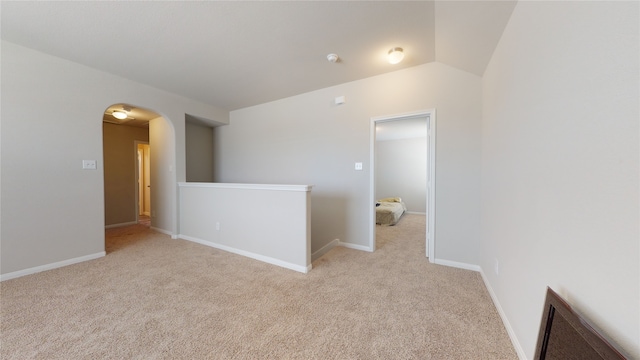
[{"left": 310, "top": 194, "right": 348, "bottom": 254}]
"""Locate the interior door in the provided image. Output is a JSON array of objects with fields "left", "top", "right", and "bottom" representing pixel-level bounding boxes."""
[
  {"left": 138, "top": 148, "right": 144, "bottom": 215},
  {"left": 142, "top": 144, "right": 150, "bottom": 215},
  {"left": 137, "top": 143, "right": 151, "bottom": 216}
]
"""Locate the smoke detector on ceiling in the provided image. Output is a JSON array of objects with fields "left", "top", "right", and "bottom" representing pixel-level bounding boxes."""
[{"left": 327, "top": 53, "right": 339, "bottom": 63}]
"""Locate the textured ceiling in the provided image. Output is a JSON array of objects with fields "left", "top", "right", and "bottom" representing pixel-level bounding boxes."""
[{"left": 1, "top": 1, "right": 516, "bottom": 112}]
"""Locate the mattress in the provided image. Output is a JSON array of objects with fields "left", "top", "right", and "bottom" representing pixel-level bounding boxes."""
[{"left": 375, "top": 198, "right": 407, "bottom": 226}]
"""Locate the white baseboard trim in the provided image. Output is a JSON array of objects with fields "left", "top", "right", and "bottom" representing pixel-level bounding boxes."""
[
  {"left": 150, "top": 226, "right": 178, "bottom": 239},
  {"left": 433, "top": 258, "right": 481, "bottom": 272},
  {"left": 179, "top": 234, "right": 311, "bottom": 274},
  {"left": 479, "top": 268, "right": 527, "bottom": 360},
  {"left": 406, "top": 211, "right": 427, "bottom": 215},
  {"left": 105, "top": 221, "right": 137, "bottom": 229},
  {"left": 432, "top": 258, "right": 526, "bottom": 359},
  {"left": 338, "top": 241, "right": 373, "bottom": 252},
  {"left": 0, "top": 252, "right": 106, "bottom": 282},
  {"left": 312, "top": 239, "right": 340, "bottom": 262}
]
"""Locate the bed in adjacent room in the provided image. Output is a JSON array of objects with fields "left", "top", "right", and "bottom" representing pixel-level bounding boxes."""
[{"left": 375, "top": 197, "right": 407, "bottom": 226}]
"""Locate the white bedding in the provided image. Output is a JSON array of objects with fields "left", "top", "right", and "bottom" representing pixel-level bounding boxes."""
[{"left": 375, "top": 197, "right": 407, "bottom": 226}]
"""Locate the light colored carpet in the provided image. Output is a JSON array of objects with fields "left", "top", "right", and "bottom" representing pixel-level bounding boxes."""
[{"left": 1, "top": 214, "right": 517, "bottom": 359}]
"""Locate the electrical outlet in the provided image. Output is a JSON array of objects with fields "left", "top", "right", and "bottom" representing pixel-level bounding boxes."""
[
  {"left": 494, "top": 259, "right": 500, "bottom": 276},
  {"left": 215, "top": 222, "right": 220, "bottom": 231}
]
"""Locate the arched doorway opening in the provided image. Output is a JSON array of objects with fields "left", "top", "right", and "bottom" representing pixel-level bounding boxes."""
[{"left": 102, "top": 103, "right": 161, "bottom": 233}]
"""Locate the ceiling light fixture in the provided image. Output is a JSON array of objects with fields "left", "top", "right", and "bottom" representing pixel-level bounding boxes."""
[
  {"left": 388, "top": 47, "right": 404, "bottom": 64},
  {"left": 112, "top": 111, "right": 127, "bottom": 120}
]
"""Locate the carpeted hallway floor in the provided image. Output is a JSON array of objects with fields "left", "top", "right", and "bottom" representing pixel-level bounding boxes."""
[{"left": 0, "top": 214, "right": 517, "bottom": 359}]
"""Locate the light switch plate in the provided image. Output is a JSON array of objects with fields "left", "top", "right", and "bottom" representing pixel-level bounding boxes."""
[{"left": 82, "top": 160, "right": 97, "bottom": 170}]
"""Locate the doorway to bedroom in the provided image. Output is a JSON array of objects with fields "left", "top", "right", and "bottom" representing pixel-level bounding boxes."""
[
  {"left": 370, "top": 110, "right": 435, "bottom": 260},
  {"left": 136, "top": 142, "right": 151, "bottom": 226}
]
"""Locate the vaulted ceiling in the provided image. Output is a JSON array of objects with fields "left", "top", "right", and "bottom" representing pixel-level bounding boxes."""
[{"left": 1, "top": 1, "right": 516, "bottom": 112}]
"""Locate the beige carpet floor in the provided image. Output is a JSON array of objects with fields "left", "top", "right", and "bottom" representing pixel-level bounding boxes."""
[{"left": 1, "top": 214, "right": 517, "bottom": 359}]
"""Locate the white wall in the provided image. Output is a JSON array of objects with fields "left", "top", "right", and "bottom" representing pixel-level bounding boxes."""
[
  {"left": 179, "top": 183, "right": 312, "bottom": 273},
  {"left": 0, "top": 41, "right": 228, "bottom": 276},
  {"left": 213, "top": 62, "right": 482, "bottom": 264},
  {"left": 481, "top": 2, "right": 639, "bottom": 359},
  {"left": 148, "top": 116, "right": 174, "bottom": 231},
  {"left": 375, "top": 136, "right": 427, "bottom": 213}
]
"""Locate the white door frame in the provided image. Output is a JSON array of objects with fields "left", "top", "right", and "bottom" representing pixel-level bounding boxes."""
[
  {"left": 369, "top": 109, "right": 436, "bottom": 261},
  {"left": 134, "top": 140, "right": 150, "bottom": 222}
]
